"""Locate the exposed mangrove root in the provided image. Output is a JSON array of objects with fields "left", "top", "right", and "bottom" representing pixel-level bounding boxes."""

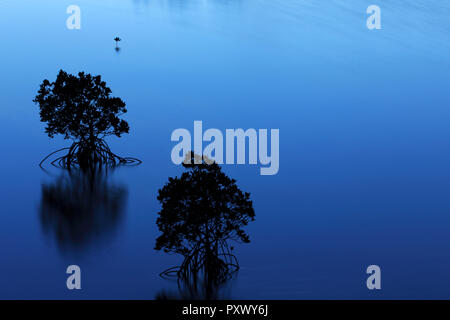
[
  {"left": 160, "top": 239, "right": 239, "bottom": 288},
  {"left": 39, "top": 138, "right": 141, "bottom": 170}
]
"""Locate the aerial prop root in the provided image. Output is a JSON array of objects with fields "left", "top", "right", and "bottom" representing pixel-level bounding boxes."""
[
  {"left": 160, "top": 240, "right": 239, "bottom": 284},
  {"left": 39, "top": 139, "right": 141, "bottom": 169}
]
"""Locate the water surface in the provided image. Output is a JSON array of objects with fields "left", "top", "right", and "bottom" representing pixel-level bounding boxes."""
[{"left": 0, "top": 0, "right": 450, "bottom": 299}]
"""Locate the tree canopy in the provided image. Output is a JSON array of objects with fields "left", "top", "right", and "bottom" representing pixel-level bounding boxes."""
[
  {"left": 34, "top": 70, "right": 129, "bottom": 142},
  {"left": 155, "top": 154, "right": 255, "bottom": 257}
]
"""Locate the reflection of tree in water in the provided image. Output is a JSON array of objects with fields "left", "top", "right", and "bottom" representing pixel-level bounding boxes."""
[
  {"left": 39, "top": 169, "right": 127, "bottom": 252},
  {"left": 155, "top": 153, "right": 255, "bottom": 299}
]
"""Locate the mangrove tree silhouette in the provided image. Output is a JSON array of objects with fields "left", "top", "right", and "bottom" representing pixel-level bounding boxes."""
[
  {"left": 39, "top": 168, "right": 127, "bottom": 253},
  {"left": 155, "top": 153, "right": 255, "bottom": 299},
  {"left": 34, "top": 70, "right": 140, "bottom": 170}
]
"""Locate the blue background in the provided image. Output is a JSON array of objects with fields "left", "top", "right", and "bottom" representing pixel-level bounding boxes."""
[{"left": 0, "top": 0, "right": 449, "bottom": 299}]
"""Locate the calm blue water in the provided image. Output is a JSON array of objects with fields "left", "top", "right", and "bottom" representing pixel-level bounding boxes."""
[{"left": 0, "top": 0, "right": 450, "bottom": 299}]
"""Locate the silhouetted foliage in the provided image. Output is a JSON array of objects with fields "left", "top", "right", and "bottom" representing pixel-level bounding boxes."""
[
  {"left": 40, "top": 168, "right": 127, "bottom": 253},
  {"left": 34, "top": 70, "right": 140, "bottom": 169},
  {"left": 155, "top": 153, "right": 255, "bottom": 299}
]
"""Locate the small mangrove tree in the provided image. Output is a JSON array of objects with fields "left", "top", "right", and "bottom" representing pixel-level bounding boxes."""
[
  {"left": 34, "top": 70, "right": 140, "bottom": 169},
  {"left": 155, "top": 153, "right": 255, "bottom": 293}
]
